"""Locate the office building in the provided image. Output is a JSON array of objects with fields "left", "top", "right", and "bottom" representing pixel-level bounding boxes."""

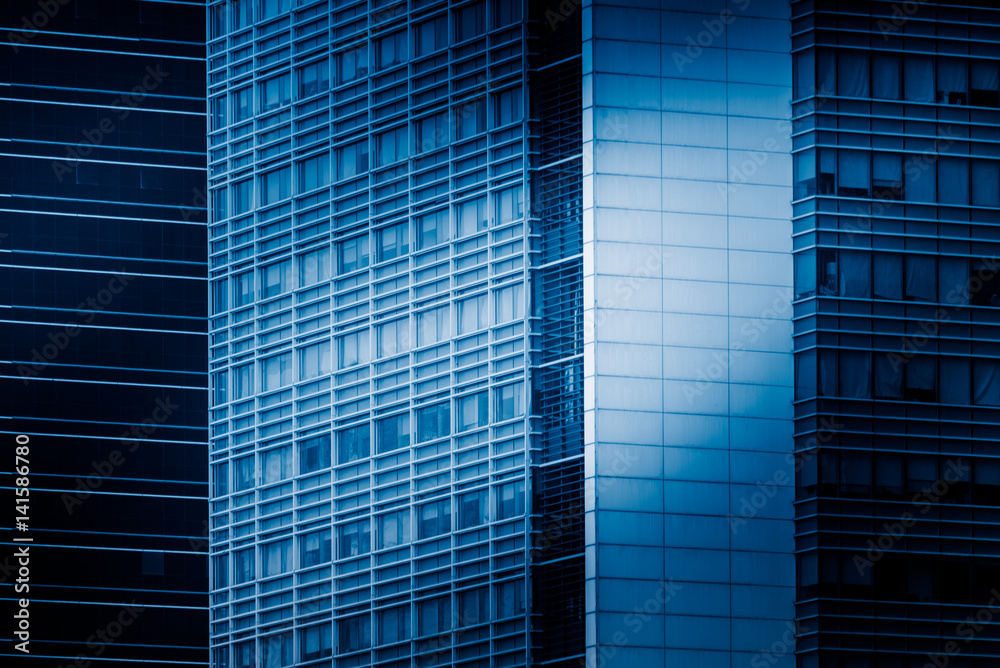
[
  {"left": 791, "top": 1, "right": 1000, "bottom": 666},
  {"left": 206, "top": 0, "right": 1000, "bottom": 667},
  {"left": 0, "top": 0, "right": 208, "bottom": 664}
]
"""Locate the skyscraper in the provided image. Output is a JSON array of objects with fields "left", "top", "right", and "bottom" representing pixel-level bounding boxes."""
[
  {"left": 0, "top": 0, "right": 208, "bottom": 664},
  {"left": 791, "top": 1, "right": 1000, "bottom": 666},
  {"left": 205, "top": 1, "right": 1000, "bottom": 667}
]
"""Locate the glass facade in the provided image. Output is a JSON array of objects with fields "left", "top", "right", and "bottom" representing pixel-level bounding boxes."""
[
  {"left": 792, "top": 1, "right": 1000, "bottom": 667},
  {"left": 206, "top": 0, "right": 539, "bottom": 665},
  {"left": 0, "top": 0, "right": 208, "bottom": 664}
]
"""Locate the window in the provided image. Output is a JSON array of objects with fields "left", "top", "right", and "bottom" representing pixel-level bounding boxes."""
[
  {"left": 839, "top": 350, "right": 871, "bottom": 399},
  {"left": 838, "top": 150, "right": 869, "bottom": 197},
  {"left": 497, "top": 480, "right": 524, "bottom": 520},
  {"left": 458, "top": 489, "right": 487, "bottom": 529},
  {"left": 297, "top": 153, "right": 330, "bottom": 193},
  {"left": 212, "top": 186, "right": 227, "bottom": 220},
  {"left": 299, "top": 528, "right": 331, "bottom": 567},
  {"left": 212, "top": 370, "right": 228, "bottom": 406},
  {"left": 495, "top": 184, "right": 524, "bottom": 224},
  {"left": 337, "top": 234, "right": 370, "bottom": 274},
  {"left": 337, "top": 329, "right": 370, "bottom": 369},
  {"left": 971, "top": 60, "right": 1000, "bottom": 107},
  {"left": 262, "top": 446, "right": 291, "bottom": 484},
  {"left": 495, "top": 283, "right": 525, "bottom": 323},
  {"left": 837, "top": 51, "right": 869, "bottom": 98},
  {"left": 904, "top": 152, "right": 936, "bottom": 202},
  {"left": 938, "top": 157, "right": 969, "bottom": 205},
  {"left": 904, "top": 55, "right": 934, "bottom": 102},
  {"left": 415, "top": 15, "right": 447, "bottom": 56},
  {"left": 457, "top": 588, "right": 488, "bottom": 627},
  {"left": 233, "top": 455, "right": 255, "bottom": 491},
  {"left": 376, "top": 125, "right": 408, "bottom": 166},
  {"left": 337, "top": 423, "right": 370, "bottom": 464},
  {"left": 234, "top": 547, "right": 254, "bottom": 584},
  {"left": 377, "top": 317, "right": 410, "bottom": 358},
  {"left": 456, "top": 196, "right": 487, "bottom": 237},
  {"left": 297, "top": 59, "right": 329, "bottom": 99},
  {"left": 213, "top": 461, "right": 229, "bottom": 496},
  {"left": 455, "top": 98, "right": 485, "bottom": 140},
  {"left": 234, "top": 641, "right": 253, "bottom": 668},
  {"left": 230, "top": 0, "right": 252, "bottom": 30},
  {"left": 418, "top": 498, "right": 451, "bottom": 539},
  {"left": 377, "top": 412, "right": 409, "bottom": 453},
  {"left": 873, "top": 52, "right": 901, "bottom": 100},
  {"left": 416, "top": 306, "right": 449, "bottom": 347},
  {"left": 457, "top": 391, "right": 488, "bottom": 432},
  {"left": 418, "top": 597, "right": 450, "bottom": 636},
  {"left": 300, "top": 623, "right": 332, "bottom": 662},
  {"left": 377, "top": 222, "right": 409, "bottom": 262},
  {"left": 457, "top": 294, "right": 487, "bottom": 334},
  {"left": 210, "top": 3, "right": 226, "bottom": 38},
  {"left": 232, "top": 87, "right": 251, "bottom": 123},
  {"left": 262, "top": 538, "right": 291, "bottom": 577},
  {"left": 212, "top": 553, "right": 228, "bottom": 590},
  {"left": 261, "top": 352, "right": 292, "bottom": 391},
  {"left": 212, "top": 278, "right": 228, "bottom": 314},
  {"left": 259, "top": 73, "right": 290, "bottom": 112},
  {"left": 905, "top": 255, "right": 936, "bottom": 302},
  {"left": 973, "top": 359, "right": 1000, "bottom": 406},
  {"left": 211, "top": 96, "right": 226, "bottom": 130},
  {"left": 375, "top": 30, "right": 407, "bottom": 70},
  {"left": 336, "top": 140, "right": 369, "bottom": 180},
  {"left": 259, "top": 0, "right": 290, "bottom": 20},
  {"left": 904, "top": 356, "right": 936, "bottom": 402},
  {"left": 260, "top": 259, "right": 291, "bottom": 299},
  {"left": 494, "top": 0, "right": 522, "bottom": 27},
  {"left": 874, "top": 253, "right": 903, "bottom": 300},
  {"left": 937, "top": 58, "right": 968, "bottom": 105},
  {"left": 260, "top": 632, "right": 292, "bottom": 668},
  {"left": 378, "top": 509, "right": 410, "bottom": 549},
  {"left": 415, "top": 113, "right": 447, "bottom": 155},
  {"left": 338, "top": 519, "right": 371, "bottom": 558},
  {"left": 874, "top": 352, "right": 902, "bottom": 400},
  {"left": 416, "top": 402, "right": 449, "bottom": 443},
  {"left": 972, "top": 160, "right": 1000, "bottom": 207},
  {"left": 454, "top": 1, "right": 485, "bottom": 42},
  {"left": 416, "top": 208, "right": 449, "bottom": 250},
  {"left": 378, "top": 606, "right": 410, "bottom": 645},
  {"left": 233, "top": 363, "right": 253, "bottom": 400},
  {"left": 496, "top": 381, "right": 524, "bottom": 421},
  {"left": 940, "top": 357, "right": 971, "bottom": 405},
  {"left": 298, "top": 247, "right": 331, "bottom": 286},
  {"left": 496, "top": 579, "right": 525, "bottom": 619},
  {"left": 873, "top": 152, "right": 903, "bottom": 200},
  {"left": 298, "top": 341, "right": 331, "bottom": 380},
  {"left": 232, "top": 178, "right": 252, "bottom": 214},
  {"left": 338, "top": 615, "right": 370, "bottom": 653},
  {"left": 299, "top": 433, "right": 331, "bottom": 474},
  {"left": 260, "top": 166, "right": 291, "bottom": 206},
  {"left": 494, "top": 86, "right": 522, "bottom": 126},
  {"left": 335, "top": 44, "right": 368, "bottom": 85}
]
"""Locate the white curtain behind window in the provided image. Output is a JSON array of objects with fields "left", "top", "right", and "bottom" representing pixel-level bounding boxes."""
[
  {"left": 904, "top": 55, "right": 935, "bottom": 102},
  {"left": 905, "top": 255, "right": 936, "bottom": 301},
  {"left": 939, "top": 256, "right": 969, "bottom": 305},
  {"left": 973, "top": 359, "right": 1000, "bottom": 406},
  {"left": 940, "top": 357, "right": 970, "bottom": 405},
  {"left": 838, "top": 51, "right": 870, "bottom": 97},
  {"left": 840, "top": 250, "right": 871, "bottom": 298},
  {"left": 873, "top": 53, "right": 901, "bottom": 100},
  {"left": 839, "top": 350, "right": 872, "bottom": 399}
]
